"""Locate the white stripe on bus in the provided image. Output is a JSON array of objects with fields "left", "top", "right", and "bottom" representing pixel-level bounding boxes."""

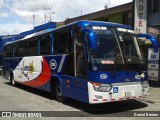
[{"left": 57, "top": 54, "right": 67, "bottom": 73}]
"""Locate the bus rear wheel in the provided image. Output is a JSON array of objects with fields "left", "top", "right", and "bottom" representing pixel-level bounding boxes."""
[
  {"left": 10, "top": 73, "right": 16, "bottom": 87},
  {"left": 55, "top": 81, "right": 66, "bottom": 103}
]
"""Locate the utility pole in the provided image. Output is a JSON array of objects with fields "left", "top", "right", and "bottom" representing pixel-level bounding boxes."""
[
  {"left": 33, "top": 14, "right": 35, "bottom": 27},
  {"left": 49, "top": 12, "right": 51, "bottom": 22},
  {"left": 104, "top": 0, "right": 110, "bottom": 9},
  {"left": 81, "top": 10, "right": 82, "bottom": 16},
  {"left": 49, "top": 12, "right": 55, "bottom": 22},
  {"left": 44, "top": 9, "right": 47, "bottom": 23}
]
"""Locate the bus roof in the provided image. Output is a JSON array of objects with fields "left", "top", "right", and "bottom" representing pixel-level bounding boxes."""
[
  {"left": 75, "top": 20, "right": 132, "bottom": 29},
  {"left": 4, "top": 20, "right": 132, "bottom": 45},
  {"left": 51, "top": 20, "right": 132, "bottom": 32}
]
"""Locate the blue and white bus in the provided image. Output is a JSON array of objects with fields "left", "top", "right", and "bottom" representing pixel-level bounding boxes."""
[{"left": 2, "top": 20, "right": 158, "bottom": 104}]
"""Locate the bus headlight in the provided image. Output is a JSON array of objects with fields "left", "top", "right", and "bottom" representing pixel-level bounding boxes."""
[
  {"left": 90, "top": 82, "right": 112, "bottom": 92},
  {"left": 141, "top": 81, "right": 149, "bottom": 88}
]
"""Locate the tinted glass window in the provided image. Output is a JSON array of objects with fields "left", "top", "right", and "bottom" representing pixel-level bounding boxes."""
[
  {"left": 40, "top": 34, "right": 51, "bottom": 55},
  {"left": 13, "top": 43, "right": 18, "bottom": 57},
  {"left": 28, "top": 38, "right": 38, "bottom": 56},
  {"left": 54, "top": 29, "right": 71, "bottom": 54},
  {"left": 13, "top": 41, "right": 28, "bottom": 57},
  {"left": 18, "top": 42, "right": 24, "bottom": 56},
  {"left": 4, "top": 44, "right": 12, "bottom": 58}
]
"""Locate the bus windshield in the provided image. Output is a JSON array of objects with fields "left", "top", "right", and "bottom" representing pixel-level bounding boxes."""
[
  {"left": 87, "top": 26, "right": 144, "bottom": 64},
  {"left": 88, "top": 26, "right": 123, "bottom": 64},
  {"left": 117, "top": 28, "right": 144, "bottom": 64}
]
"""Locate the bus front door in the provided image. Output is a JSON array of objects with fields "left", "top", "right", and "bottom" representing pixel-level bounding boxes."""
[{"left": 73, "top": 37, "right": 88, "bottom": 102}]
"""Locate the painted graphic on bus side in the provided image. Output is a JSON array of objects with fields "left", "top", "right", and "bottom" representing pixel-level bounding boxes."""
[{"left": 14, "top": 56, "right": 51, "bottom": 87}]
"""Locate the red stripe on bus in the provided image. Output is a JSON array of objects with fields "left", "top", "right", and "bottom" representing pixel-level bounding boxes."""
[
  {"left": 103, "top": 99, "right": 107, "bottom": 101},
  {"left": 111, "top": 98, "right": 115, "bottom": 101},
  {"left": 133, "top": 97, "right": 136, "bottom": 99},
  {"left": 119, "top": 98, "right": 123, "bottom": 101},
  {"left": 126, "top": 97, "right": 130, "bottom": 100},
  {"left": 93, "top": 99, "right": 98, "bottom": 101}
]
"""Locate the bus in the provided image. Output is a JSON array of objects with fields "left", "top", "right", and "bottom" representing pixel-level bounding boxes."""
[{"left": 2, "top": 20, "right": 158, "bottom": 104}]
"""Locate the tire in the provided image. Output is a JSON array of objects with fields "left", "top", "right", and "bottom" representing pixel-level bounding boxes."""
[
  {"left": 55, "top": 81, "right": 66, "bottom": 103},
  {"left": 10, "top": 73, "right": 16, "bottom": 87}
]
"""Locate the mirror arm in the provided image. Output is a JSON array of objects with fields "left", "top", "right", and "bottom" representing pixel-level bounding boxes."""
[{"left": 137, "top": 34, "right": 158, "bottom": 53}]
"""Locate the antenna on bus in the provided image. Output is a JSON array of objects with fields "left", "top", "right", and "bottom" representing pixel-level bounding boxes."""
[{"left": 104, "top": 0, "right": 110, "bottom": 9}]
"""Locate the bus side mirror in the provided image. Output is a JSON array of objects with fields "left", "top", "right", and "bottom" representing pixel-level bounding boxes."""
[
  {"left": 137, "top": 34, "right": 158, "bottom": 53},
  {"left": 82, "top": 28, "right": 97, "bottom": 49}
]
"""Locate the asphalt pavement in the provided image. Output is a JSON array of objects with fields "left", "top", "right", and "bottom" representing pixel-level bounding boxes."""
[
  {"left": 143, "top": 86, "right": 160, "bottom": 103},
  {"left": 0, "top": 76, "right": 159, "bottom": 120}
]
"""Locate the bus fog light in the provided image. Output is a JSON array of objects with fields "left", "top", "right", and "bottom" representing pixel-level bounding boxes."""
[
  {"left": 95, "top": 95, "right": 103, "bottom": 99},
  {"left": 141, "top": 81, "right": 149, "bottom": 88}
]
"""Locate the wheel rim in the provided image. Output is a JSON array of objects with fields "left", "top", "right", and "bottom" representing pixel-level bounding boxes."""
[{"left": 56, "top": 85, "right": 62, "bottom": 97}]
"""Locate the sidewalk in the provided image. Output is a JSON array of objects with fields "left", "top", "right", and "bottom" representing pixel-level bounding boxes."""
[{"left": 143, "top": 87, "right": 160, "bottom": 103}]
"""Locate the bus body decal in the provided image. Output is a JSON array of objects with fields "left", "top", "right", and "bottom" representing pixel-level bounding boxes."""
[
  {"left": 57, "top": 54, "right": 67, "bottom": 73},
  {"left": 16, "top": 57, "right": 51, "bottom": 87}
]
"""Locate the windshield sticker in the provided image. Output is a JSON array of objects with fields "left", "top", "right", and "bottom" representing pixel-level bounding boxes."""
[
  {"left": 93, "top": 26, "right": 100, "bottom": 30},
  {"left": 101, "top": 60, "right": 114, "bottom": 64},
  {"left": 127, "top": 30, "right": 134, "bottom": 33},
  {"left": 117, "top": 28, "right": 134, "bottom": 33},
  {"left": 92, "top": 26, "right": 107, "bottom": 30},
  {"left": 101, "top": 27, "right": 107, "bottom": 30},
  {"left": 117, "top": 28, "right": 127, "bottom": 32}
]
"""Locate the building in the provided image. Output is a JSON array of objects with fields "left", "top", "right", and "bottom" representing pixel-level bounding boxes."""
[
  {"left": 65, "top": 2, "right": 133, "bottom": 27},
  {"left": 65, "top": 0, "right": 160, "bottom": 32}
]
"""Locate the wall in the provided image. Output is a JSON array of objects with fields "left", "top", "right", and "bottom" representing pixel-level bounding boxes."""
[
  {"left": 148, "top": 13, "right": 160, "bottom": 26},
  {"left": 108, "top": 13, "right": 123, "bottom": 24}
]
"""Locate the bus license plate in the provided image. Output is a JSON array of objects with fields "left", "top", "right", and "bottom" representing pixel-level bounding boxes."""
[{"left": 124, "top": 91, "right": 132, "bottom": 97}]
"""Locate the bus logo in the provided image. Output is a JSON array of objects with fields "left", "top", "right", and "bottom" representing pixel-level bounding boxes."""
[
  {"left": 50, "top": 59, "right": 57, "bottom": 69},
  {"left": 100, "top": 74, "right": 108, "bottom": 80}
]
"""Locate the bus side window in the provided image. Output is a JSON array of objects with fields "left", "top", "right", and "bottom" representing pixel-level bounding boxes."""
[
  {"left": 54, "top": 30, "right": 71, "bottom": 54},
  {"left": 18, "top": 41, "right": 26, "bottom": 57},
  {"left": 28, "top": 38, "right": 38, "bottom": 56},
  {"left": 4, "top": 44, "right": 12, "bottom": 58},
  {"left": 13, "top": 43, "right": 18, "bottom": 57},
  {"left": 40, "top": 34, "right": 51, "bottom": 55}
]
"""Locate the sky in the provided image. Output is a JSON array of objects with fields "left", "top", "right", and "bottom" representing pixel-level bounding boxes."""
[{"left": 0, "top": 0, "right": 132, "bottom": 35}]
